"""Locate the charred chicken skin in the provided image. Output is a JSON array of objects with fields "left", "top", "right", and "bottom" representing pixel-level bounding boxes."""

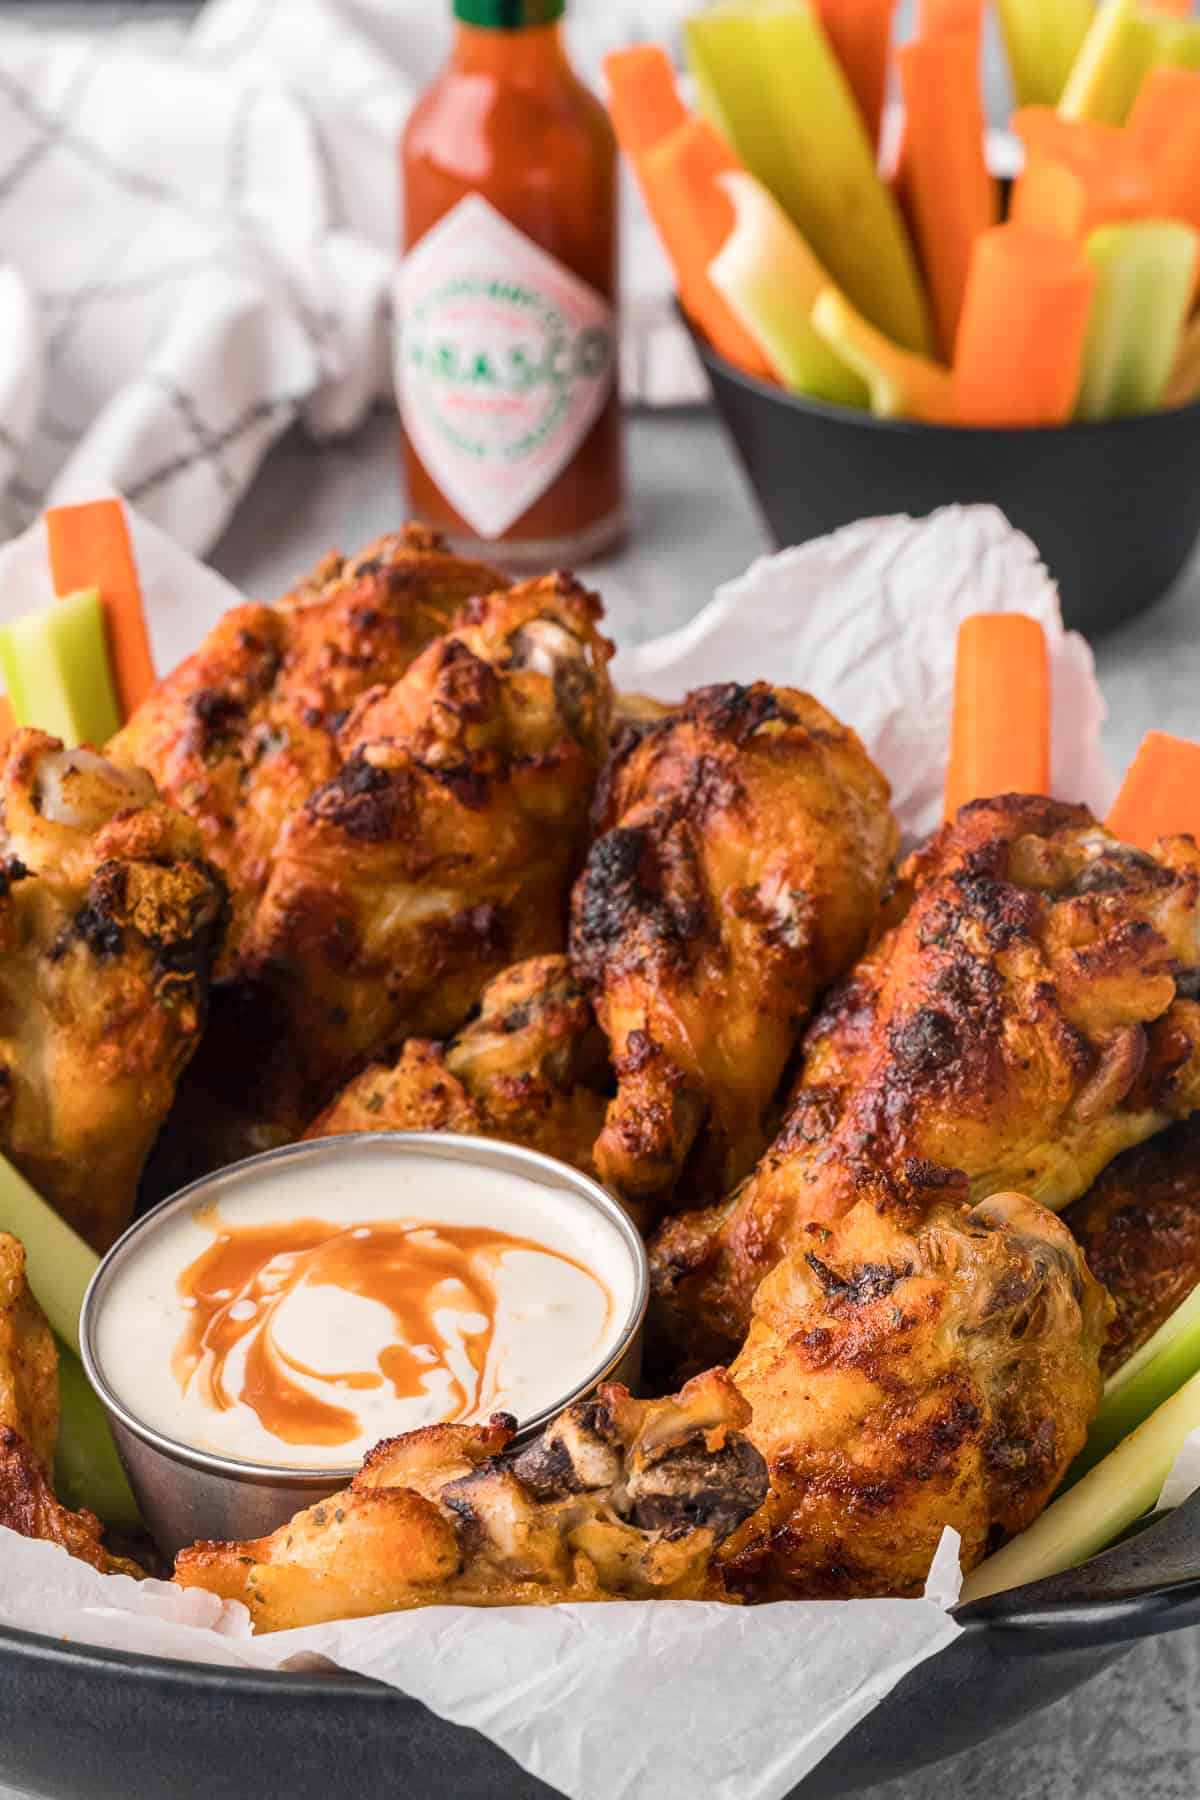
[
  {"left": 569, "top": 684, "right": 897, "bottom": 1226},
  {"left": 174, "top": 1371, "right": 768, "bottom": 1631},
  {"left": 0, "top": 1234, "right": 139, "bottom": 1577},
  {"left": 721, "top": 1180, "right": 1111, "bottom": 1599},
  {"left": 109, "top": 526, "right": 507, "bottom": 967},
  {"left": 174, "top": 573, "right": 615, "bottom": 1163},
  {"left": 651, "top": 797, "right": 1200, "bottom": 1374},
  {"left": 1065, "top": 1116, "right": 1200, "bottom": 1378},
  {"left": 0, "top": 734, "right": 228, "bottom": 1249},
  {"left": 306, "top": 954, "right": 611, "bottom": 1175}
]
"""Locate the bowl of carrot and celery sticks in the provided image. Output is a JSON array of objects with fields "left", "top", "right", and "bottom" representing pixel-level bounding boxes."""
[{"left": 607, "top": 0, "right": 1200, "bottom": 636}]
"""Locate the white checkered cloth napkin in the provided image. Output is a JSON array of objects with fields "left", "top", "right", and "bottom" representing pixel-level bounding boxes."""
[{"left": 0, "top": 0, "right": 704, "bottom": 557}]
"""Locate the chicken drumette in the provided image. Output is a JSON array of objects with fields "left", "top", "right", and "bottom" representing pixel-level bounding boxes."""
[
  {"left": 0, "top": 733, "right": 228, "bottom": 1248},
  {"left": 569, "top": 684, "right": 897, "bottom": 1226},
  {"left": 174, "top": 1371, "right": 768, "bottom": 1630},
  {"left": 652, "top": 797, "right": 1200, "bottom": 1375},
  {"left": 721, "top": 1179, "right": 1111, "bottom": 1599},
  {"left": 109, "top": 526, "right": 506, "bottom": 965},
  {"left": 307, "top": 954, "right": 611, "bottom": 1176},
  {"left": 171, "top": 574, "right": 614, "bottom": 1165}
]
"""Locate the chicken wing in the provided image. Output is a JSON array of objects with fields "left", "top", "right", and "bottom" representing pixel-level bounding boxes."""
[
  {"left": 1065, "top": 1116, "right": 1200, "bottom": 1377},
  {"left": 720, "top": 1180, "right": 1111, "bottom": 1599},
  {"left": 0, "top": 1234, "right": 140, "bottom": 1576},
  {"left": 652, "top": 798, "right": 1200, "bottom": 1375},
  {"left": 306, "top": 954, "right": 611, "bottom": 1176},
  {"left": 174, "top": 1371, "right": 768, "bottom": 1631},
  {"left": 0, "top": 1427, "right": 142, "bottom": 1578},
  {"left": 175, "top": 574, "right": 614, "bottom": 1163},
  {"left": 0, "top": 733, "right": 228, "bottom": 1248},
  {"left": 569, "top": 684, "right": 897, "bottom": 1225},
  {"left": 109, "top": 527, "right": 507, "bottom": 966},
  {"left": 0, "top": 1232, "right": 57, "bottom": 1474}
]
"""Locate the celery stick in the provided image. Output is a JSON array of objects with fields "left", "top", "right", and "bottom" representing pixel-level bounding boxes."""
[
  {"left": 1071, "top": 1284, "right": 1200, "bottom": 1480},
  {"left": 961, "top": 1364, "right": 1200, "bottom": 1602},
  {"left": 0, "top": 587, "right": 121, "bottom": 749},
  {"left": 686, "top": 1, "right": 934, "bottom": 354},
  {"left": 0, "top": 1151, "right": 98, "bottom": 1355},
  {"left": 997, "top": 0, "right": 1097, "bottom": 107},
  {"left": 1150, "top": 17, "right": 1200, "bottom": 75},
  {"left": 0, "top": 1157, "right": 139, "bottom": 1527},
  {"left": 54, "top": 1338, "right": 141, "bottom": 1531},
  {"left": 707, "top": 176, "right": 868, "bottom": 406},
  {"left": 810, "top": 287, "right": 954, "bottom": 421},
  {"left": 1060, "top": 0, "right": 1158, "bottom": 125},
  {"left": 1075, "top": 220, "right": 1198, "bottom": 419}
]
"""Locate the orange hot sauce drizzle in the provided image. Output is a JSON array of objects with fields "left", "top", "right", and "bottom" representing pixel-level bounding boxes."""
[{"left": 172, "top": 1209, "right": 611, "bottom": 1451}]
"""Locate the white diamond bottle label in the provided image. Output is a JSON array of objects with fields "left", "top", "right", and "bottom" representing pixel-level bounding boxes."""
[{"left": 396, "top": 195, "right": 617, "bottom": 542}]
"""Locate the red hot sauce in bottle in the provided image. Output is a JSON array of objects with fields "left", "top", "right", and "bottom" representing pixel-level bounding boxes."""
[{"left": 399, "top": 0, "right": 625, "bottom": 564}]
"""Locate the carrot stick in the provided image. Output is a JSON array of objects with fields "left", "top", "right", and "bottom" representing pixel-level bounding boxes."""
[
  {"left": 44, "top": 499, "right": 154, "bottom": 720},
  {"left": 1127, "top": 66, "right": 1200, "bottom": 230},
  {"left": 1107, "top": 732, "right": 1200, "bottom": 850},
  {"left": 953, "top": 224, "right": 1096, "bottom": 426},
  {"left": 1145, "top": 0, "right": 1194, "bottom": 15},
  {"left": 944, "top": 614, "right": 1050, "bottom": 821},
  {"left": 603, "top": 52, "right": 775, "bottom": 383},
  {"left": 1010, "top": 144, "right": 1152, "bottom": 238},
  {"left": 0, "top": 696, "right": 14, "bottom": 757},
  {"left": 603, "top": 45, "right": 688, "bottom": 159},
  {"left": 812, "top": 0, "right": 896, "bottom": 148},
  {"left": 918, "top": 0, "right": 984, "bottom": 55},
  {"left": 634, "top": 119, "right": 777, "bottom": 379},
  {"left": 898, "top": 34, "right": 999, "bottom": 359},
  {"left": 891, "top": 0, "right": 984, "bottom": 210}
]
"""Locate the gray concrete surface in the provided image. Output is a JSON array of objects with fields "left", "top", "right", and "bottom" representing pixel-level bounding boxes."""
[{"left": 6, "top": 3, "right": 1200, "bottom": 1797}]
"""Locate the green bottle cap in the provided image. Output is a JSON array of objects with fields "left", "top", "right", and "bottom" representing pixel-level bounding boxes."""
[{"left": 454, "top": 0, "right": 565, "bottom": 25}]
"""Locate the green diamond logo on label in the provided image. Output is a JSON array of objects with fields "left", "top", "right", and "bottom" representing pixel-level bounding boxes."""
[{"left": 396, "top": 195, "right": 617, "bottom": 542}]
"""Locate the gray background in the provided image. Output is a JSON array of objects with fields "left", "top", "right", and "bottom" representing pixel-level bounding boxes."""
[{"left": 6, "top": 3, "right": 1200, "bottom": 1797}]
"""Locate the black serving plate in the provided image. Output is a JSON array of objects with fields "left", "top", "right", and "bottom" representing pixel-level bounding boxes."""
[
  {"left": 4, "top": 1491, "right": 1200, "bottom": 1800},
  {"left": 691, "top": 322, "right": 1200, "bottom": 640}
]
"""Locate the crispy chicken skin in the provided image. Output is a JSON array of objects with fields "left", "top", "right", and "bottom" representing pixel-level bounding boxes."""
[
  {"left": 174, "top": 1372, "right": 768, "bottom": 1631},
  {"left": 569, "top": 684, "right": 897, "bottom": 1225},
  {"left": 177, "top": 574, "right": 615, "bottom": 1161},
  {"left": 0, "top": 1235, "right": 140, "bottom": 1577},
  {"left": 109, "top": 527, "right": 507, "bottom": 967},
  {"left": 0, "top": 1427, "right": 142, "bottom": 1578},
  {"left": 0, "top": 1233, "right": 57, "bottom": 1474},
  {"left": 1065, "top": 1117, "right": 1200, "bottom": 1377},
  {"left": 721, "top": 1182, "right": 1111, "bottom": 1600},
  {"left": 651, "top": 797, "right": 1200, "bottom": 1373},
  {"left": 306, "top": 954, "right": 611, "bottom": 1175},
  {"left": 0, "top": 734, "right": 228, "bottom": 1249}
]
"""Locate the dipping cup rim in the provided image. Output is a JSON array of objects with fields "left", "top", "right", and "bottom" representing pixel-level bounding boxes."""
[{"left": 79, "top": 1131, "right": 650, "bottom": 1489}]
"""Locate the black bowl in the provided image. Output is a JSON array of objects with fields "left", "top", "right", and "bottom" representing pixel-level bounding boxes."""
[
  {"left": 5, "top": 1491, "right": 1200, "bottom": 1800},
  {"left": 692, "top": 325, "right": 1200, "bottom": 638}
]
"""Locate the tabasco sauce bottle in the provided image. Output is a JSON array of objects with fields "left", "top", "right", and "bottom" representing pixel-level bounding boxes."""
[{"left": 399, "top": 0, "right": 626, "bottom": 564}]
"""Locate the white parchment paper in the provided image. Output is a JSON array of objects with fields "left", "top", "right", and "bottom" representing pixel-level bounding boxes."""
[
  {"left": 617, "top": 503, "right": 1115, "bottom": 845},
  {"left": 0, "top": 499, "right": 1118, "bottom": 1799}
]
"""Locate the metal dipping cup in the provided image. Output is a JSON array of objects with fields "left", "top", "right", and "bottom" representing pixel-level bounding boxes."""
[{"left": 79, "top": 1132, "right": 649, "bottom": 1557}]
